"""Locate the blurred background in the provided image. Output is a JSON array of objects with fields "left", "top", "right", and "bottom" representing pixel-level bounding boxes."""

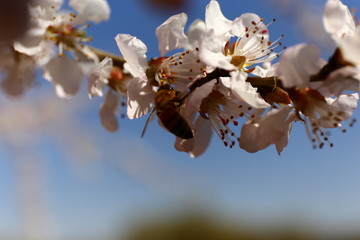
[{"left": 1, "top": 0, "right": 360, "bottom": 239}]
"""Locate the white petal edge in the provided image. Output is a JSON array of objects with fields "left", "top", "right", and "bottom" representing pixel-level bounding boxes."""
[
  {"left": 115, "top": 34, "right": 148, "bottom": 78},
  {"left": 156, "top": 13, "right": 188, "bottom": 56}
]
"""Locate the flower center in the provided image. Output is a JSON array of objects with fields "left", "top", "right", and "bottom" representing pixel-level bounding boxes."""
[
  {"left": 224, "top": 18, "right": 285, "bottom": 71},
  {"left": 200, "top": 91, "right": 255, "bottom": 148},
  {"left": 108, "top": 66, "right": 131, "bottom": 95},
  {"left": 289, "top": 87, "right": 353, "bottom": 149},
  {"left": 45, "top": 13, "right": 92, "bottom": 56},
  {"left": 146, "top": 48, "right": 206, "bottom": 89}
]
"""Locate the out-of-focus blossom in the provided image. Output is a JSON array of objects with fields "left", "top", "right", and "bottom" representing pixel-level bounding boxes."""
[
  {"left": 69, "top": 0, "right": 110, "bottom": 25},
  {"left": 14, "top": 0, "right": 110, "bottom": 98},
  {"left": 278, "top": 44, "right": 360, "bottom": 96},
  {"left": 278, "top": 44, "right": 359, "bottom": 148},
  {"left": 323, "top": 0, "right": 360, "bottom": 68},
  {"left": 0, "top": 47, "right": 35, "bottom": 97},
  {"left": 0, "top": 43, "right": 53, "bottom": 97},
  {"left": 99, "top": 90, "right": 120, "bottom": 132}
]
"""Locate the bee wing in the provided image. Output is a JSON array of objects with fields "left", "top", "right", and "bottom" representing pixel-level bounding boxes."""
[{"left": 141, "top": 107, "right": 156, "bottom": 138}]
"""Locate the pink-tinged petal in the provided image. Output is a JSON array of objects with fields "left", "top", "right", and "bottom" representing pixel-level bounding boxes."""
[
  {"left": 88, "top": 57, "right": 112, "bottom": 98},
  {"left": 126, "top": 77, "right": 155, "bottom": 119},
  {"left": 115, "top": 34, "right": 148, "bottom": 78},
  {"left": 99, "top": 90, "right": 119, "bottom": 132},
  {"left": 199, "top": 29, "right": 234, "bottom": 70},
  {"left": 174, "top": 137, "right": 195, "bottom": 154},
  {"left": 239, "top": 123, "right": 259, "bottom": 153},
  {"left": 185, "top": 19, "right": 206, "bottom": 50},
  {"left": 319, "top": 66, "right": 360, "bottom": 97},
  {"left": 227, "top": 71, "right": 269, "bottom": 108},
  {"left": 43, "top": 56, "right": 83, "bottom": 98},
  {"left": 69, "top": 0, "right": 110, "bottom": 24},
  {"left": 156, "top": 13, "right": 188, "bottom": 56},
  {"left": 275, "top": 113, "right": 295, "bottom": 155},
  {"left": 239, "top": 107, "right": 292, "bottom": 153},
  {"left": 277, "top": 44, "right": 325, "bottom": 88},
  {"left": 189, "top": 116, "right": 213, "bottom": 158},
  {"left": 323, "top": 0, "right": 355, "bottom": 38},
  {"left": 174, "top": 116, "right": 212, "bottom": 158},
  {"left": 205, "top": 0, "right": 232, "bottom": 36}
]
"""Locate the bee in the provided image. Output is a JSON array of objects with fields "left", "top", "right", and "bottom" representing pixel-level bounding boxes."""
[{"left": 142, "top": 84, "right": 193, "bottom": 139}]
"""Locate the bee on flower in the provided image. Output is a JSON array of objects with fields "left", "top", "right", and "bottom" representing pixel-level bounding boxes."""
[{"left": 115, "top": 11, "right": 208, "bottom": 138}]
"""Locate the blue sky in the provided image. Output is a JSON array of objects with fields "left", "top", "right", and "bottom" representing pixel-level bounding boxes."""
[{"left": 1, "top": 0, "right": 360, "bottom": 239}]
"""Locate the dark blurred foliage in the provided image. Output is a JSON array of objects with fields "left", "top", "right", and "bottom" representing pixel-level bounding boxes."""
[
  {"left": 141, "top": 0, "right": 189, "bottom": 14},
  {"left": 0, "top": 0, "right": 30, "bottom": 42},
  {"left": 122, "top": 211, "right": 360, "bottom": 240}
]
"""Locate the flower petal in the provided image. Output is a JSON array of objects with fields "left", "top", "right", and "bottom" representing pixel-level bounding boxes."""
[
  {"left": 69, "top": 0, "right": 110, "bottom": 24},
  {"left": 185, "top": 19, "right": 206, "bottom": 50},
  {"left": 319, "top": 66, "right": 360, "bottom": 97},
  {"left": 205, "top": 0, "right": 232, "bottom": 36},
  {"left": 189, "top": 116, "right": 213, "bottom": 158},
  {"left": 115, "top": 34, "right": 148, "bottom": 78},
  {"left": 126, "top": 77, "right": 155, "bottom": 119},
  {"left": 156, "top": 13, "right": 188, "bottom": 56},
  {"left": 338, "top": 34, "right": 360, "bottom": 68},
  {"left": 183, "top": 79, "right": 217, "bottom": 121},
  {"left": 323, "top": 0, "right": 355, "bottom": 39},
  {"left": 318, "top": 93, "right": 358, "bottom": 128},
  {"left": 88, "top": 57, "right": 112, "bottom": 98},
  {"left": 239, "top": 107, "right": 292, "bottom": 153},
  {"left": 99, "top": 90, "right": 119, "bottom": 132},
  {"left": 226, "top": 71, "right": 269, "bottom": 108},
  {"left": 43, "top": 56, "right": 83, "bottom": 98},
  {"left": 199, "top": 29, "right": 234, "bottom": 70},
  {"left": 277, "top": 44, "right": 325, "bottom": 88}
]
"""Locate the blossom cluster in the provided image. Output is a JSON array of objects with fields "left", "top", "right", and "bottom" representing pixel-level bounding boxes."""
[{"left": 1, "top": 0, "right": 360, "bottom": 157}]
